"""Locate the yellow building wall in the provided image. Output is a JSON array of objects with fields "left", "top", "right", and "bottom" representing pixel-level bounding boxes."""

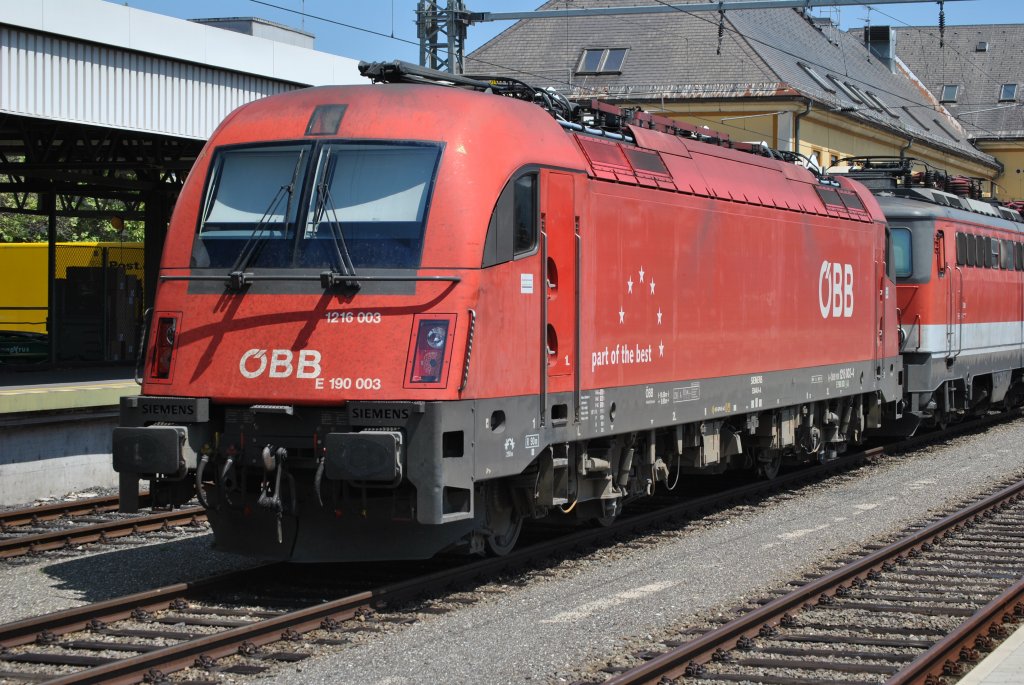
[
  {"left": 656, "top": 106, "right": 780, "bottom": 147},
  {"left": 798, "top": 112, "right": 998, "bottom": 183},
  {"left": 0, "top": 242, "right": 143, "bottom": 333},
  {"left": 977, "top": 142, "right": 1024, "bottom": 202},
  {"left": 654, "top": 100, "right": 1000, "bottom": 193},
  {"left": 656, "top": 102, "right": 784, "bottom": 149}
]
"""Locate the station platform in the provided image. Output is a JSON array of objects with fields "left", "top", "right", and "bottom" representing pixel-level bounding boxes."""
[
  {"left": 959, "top": 622, "right": 1024, "bottom": 685},
  {"left": 0, "top": 366, "right": 138, "bottom": 504},
  {"left": 0, "top": 366, "right": 137, "bottom": 417}
]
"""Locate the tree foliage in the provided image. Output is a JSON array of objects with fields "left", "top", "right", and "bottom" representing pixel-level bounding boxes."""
[{"left": 0, "top": 193, "right": 145, "bottom": 243}]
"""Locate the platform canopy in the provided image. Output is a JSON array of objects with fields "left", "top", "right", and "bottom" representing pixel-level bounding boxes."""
[{"left": 0, "top": 0, "right": 362, "bottom": 365}]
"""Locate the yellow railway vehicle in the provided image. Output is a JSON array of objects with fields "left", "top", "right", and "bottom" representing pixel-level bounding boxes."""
[{"left": 0, "top": 242, "right": 143, "bottom": 334}]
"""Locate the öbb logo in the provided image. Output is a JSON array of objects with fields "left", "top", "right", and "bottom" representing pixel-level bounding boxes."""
[
  {"left": 818, "top": 261, "right": 854, "bottom": 319},
  {"left": 239, "top": 349, "right": 322, "bottom": 379}
]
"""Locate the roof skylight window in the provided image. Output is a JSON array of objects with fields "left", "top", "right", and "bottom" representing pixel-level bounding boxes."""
[
  {"left": 901, "top": 106, "right": 931, "bottom": 131},
  {"left": 940, "top": 84, "right": 960, "bottom": 102},
  {"left": 576, "top": 48, "right": 628, "bottom": 75},
  {"left": 798, "top": 62, "right": 835, "bottom": 93},
  {"left": 827, "top": 75, "right": 863, "bottom": 104},
  {"left": 932, "top": 117, "right": 959, "bottom": 140},
  {"left": 848, "top": 83, "right": 878, "bottom": 110},
  {"left": 866, "top": 91, "right": 899, "bottom": 117},
  {"left": 1000, "top": 84, "right": 1017, "bottom": 101}
]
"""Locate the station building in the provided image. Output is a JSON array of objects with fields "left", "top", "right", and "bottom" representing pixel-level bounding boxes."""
[
  {"left": 891, "top": 23, "right": 1024, "bottom": 203},
  {"left": 466, "top": 0, "right": 1007, "bottom": 198}
]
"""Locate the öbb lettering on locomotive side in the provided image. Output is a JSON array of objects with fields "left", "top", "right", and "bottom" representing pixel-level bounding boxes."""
[
  {"left": 111, "top": 61, "right": 1024, "bottom": 562},
  {"left": 818, "top": 261, "right": 855, "bottom": 319}
]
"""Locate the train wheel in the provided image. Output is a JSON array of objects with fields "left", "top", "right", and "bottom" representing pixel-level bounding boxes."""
[
  {"left": 756, "top": 452, "right": 782, "bottom": 480},
  {"left": 485, "top": 515, "right": 523, "bottom": 556},
  {"left": 484, "top": 484, "right": 523, "bottom": 556},
  {"left": 593, "top": 498, "right": 621, "bottom": 527}
]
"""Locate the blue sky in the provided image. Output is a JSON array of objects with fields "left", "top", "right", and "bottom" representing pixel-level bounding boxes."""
[{"left": 110, "top": 1, "right": 1024, "bottom": 63}]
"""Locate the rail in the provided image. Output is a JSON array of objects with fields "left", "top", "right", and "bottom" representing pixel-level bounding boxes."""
[{"left": 605, "top": 478, "right": 1024, "bottom": 684}]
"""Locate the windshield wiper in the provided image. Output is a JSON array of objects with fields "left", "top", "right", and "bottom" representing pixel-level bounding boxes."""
[
  {"left": 310, "top": 150, "right": 360, "bottom": 291},
  {"left": 226, "top": 150, "right": 306, "bottom": 290},
  {"left": 225, "top": 185, "right": 289, "bottom": 289}
]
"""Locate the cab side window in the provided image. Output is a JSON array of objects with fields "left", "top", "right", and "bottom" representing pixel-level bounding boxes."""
[
  {"left": 512, "top": 175, "right": 537, "bottom": 255},
  {"left": 482, "top": 172, "right": 538, "bottom": 267},
  {"left": 890, "top": 227, "right": 912, "bottom": 278}
]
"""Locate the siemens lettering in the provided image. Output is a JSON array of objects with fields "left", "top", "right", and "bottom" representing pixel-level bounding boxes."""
[
  {"left": 140, "top": 403, "right": 195, "bottom": 417},
  {"left": 350, "top": 407, "right": 412, "bottom": 421}
]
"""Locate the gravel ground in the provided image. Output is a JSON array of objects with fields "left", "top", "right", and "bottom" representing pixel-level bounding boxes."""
[
  {"left": 0, "top": 528, "right": 261, "bottom": 624},
  {"left": 2, "top": 420, "right": 1023, "bottom": 684},
  {"left": 249, "top": 419, "right": 1024, "bottom": 685}
]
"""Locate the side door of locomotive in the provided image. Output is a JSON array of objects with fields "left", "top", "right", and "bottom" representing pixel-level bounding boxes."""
[{"left": 540, "top": 170, "right": 579, "bottom": 427}]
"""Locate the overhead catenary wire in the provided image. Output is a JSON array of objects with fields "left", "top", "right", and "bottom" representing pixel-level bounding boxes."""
[
  {"left": 245, "top": 1, "right": 1023, "bottom": 162},
  {"left": 863, "top": 3, "right": 1020, "bottom": 97},
  {"left": 249, "top": 0, "right": 423, "bottom": 48},
  {"left": 634, "top": 0, "right": 1024, "bottom": 157},
  {"left": 852, "top": 3, "right": 1024, "bottom": 153},
  {"left": 246, "top": 0, "right": 953, "bottom": 121}
]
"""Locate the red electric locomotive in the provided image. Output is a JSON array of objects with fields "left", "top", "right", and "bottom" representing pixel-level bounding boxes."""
[
  {"left": 842, "top": 158, "right": 1024, "bottom": 432},
  {"left": 114, "top": 62, "right": 903, "bottom": 562}
]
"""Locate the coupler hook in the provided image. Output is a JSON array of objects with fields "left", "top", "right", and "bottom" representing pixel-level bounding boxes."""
[{"left": 257, "top": 445, "right": 289, "bottom": 544}]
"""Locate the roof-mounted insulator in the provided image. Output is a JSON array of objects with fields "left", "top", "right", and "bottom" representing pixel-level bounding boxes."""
[
  {"left": 717, "top": 4, "right": 725, "bottom": 56},
  {"left": 938, "top": 1, "right": 945, "bottom": 48}
]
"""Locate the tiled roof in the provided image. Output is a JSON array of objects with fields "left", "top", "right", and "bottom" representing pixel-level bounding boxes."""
[
  {"left": 467, "top": 0, "right": 787, "bottom": 98},
  {"left": 466, "top": 0, "right": 996, "bottom": 168},
  {"left": 890, "top": 24, "right": 1024, "bottom": 139}
]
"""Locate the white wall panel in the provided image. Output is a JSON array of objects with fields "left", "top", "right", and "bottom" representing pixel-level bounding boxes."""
[
  {"left": 0, "top": 26, "right": 296, "bottom": 139},
  {"left": 917, "top": 323, "right": 1024, "bottom": 357},
  {"left": 5, "top": 0, "right": 361, "bottom": 88},
  {"left": 0, "top": 0, "right": 362, "bottom": 140}
]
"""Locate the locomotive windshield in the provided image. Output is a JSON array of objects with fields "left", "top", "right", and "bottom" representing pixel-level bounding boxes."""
[
  {"left": 192, "top": 141, "right": 441, "bottom": 270},
  {"left": 193, "top": 144, "right": 308, "bottom": 269},
  {"left": 301, "top": 143, "right": 440, "bottom": 269}
]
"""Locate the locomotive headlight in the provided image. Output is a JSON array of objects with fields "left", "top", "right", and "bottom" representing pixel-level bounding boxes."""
[
  {"left": 409, "top": 319, "right": 450, "bottom": 384},
  {"left": 151, "top": 315, "right": 179, "bottom": 381},
  {"left": 425, "top": 326, "right": 446, "bottom": 349}
]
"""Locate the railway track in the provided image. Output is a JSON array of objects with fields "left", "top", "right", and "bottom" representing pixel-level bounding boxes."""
[
  {"left": 0, "top": 496, "right": 150, "bottom": 529},
  {"left": 0, "top": 446, "right": 883, "bottom": 684},
  {"left": 0, "top": 414, "right": 1015, "bottom": 682},
  {"left": 602, "top": 477, "right": 1024, "bottom": 685},
  {"left": 0, "top": 495, "right": 206, "bottom": 560}
]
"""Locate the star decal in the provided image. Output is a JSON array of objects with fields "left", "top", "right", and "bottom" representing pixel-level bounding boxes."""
[{"left": 614, "top": 266, "right": 666, "bottom": 349}]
